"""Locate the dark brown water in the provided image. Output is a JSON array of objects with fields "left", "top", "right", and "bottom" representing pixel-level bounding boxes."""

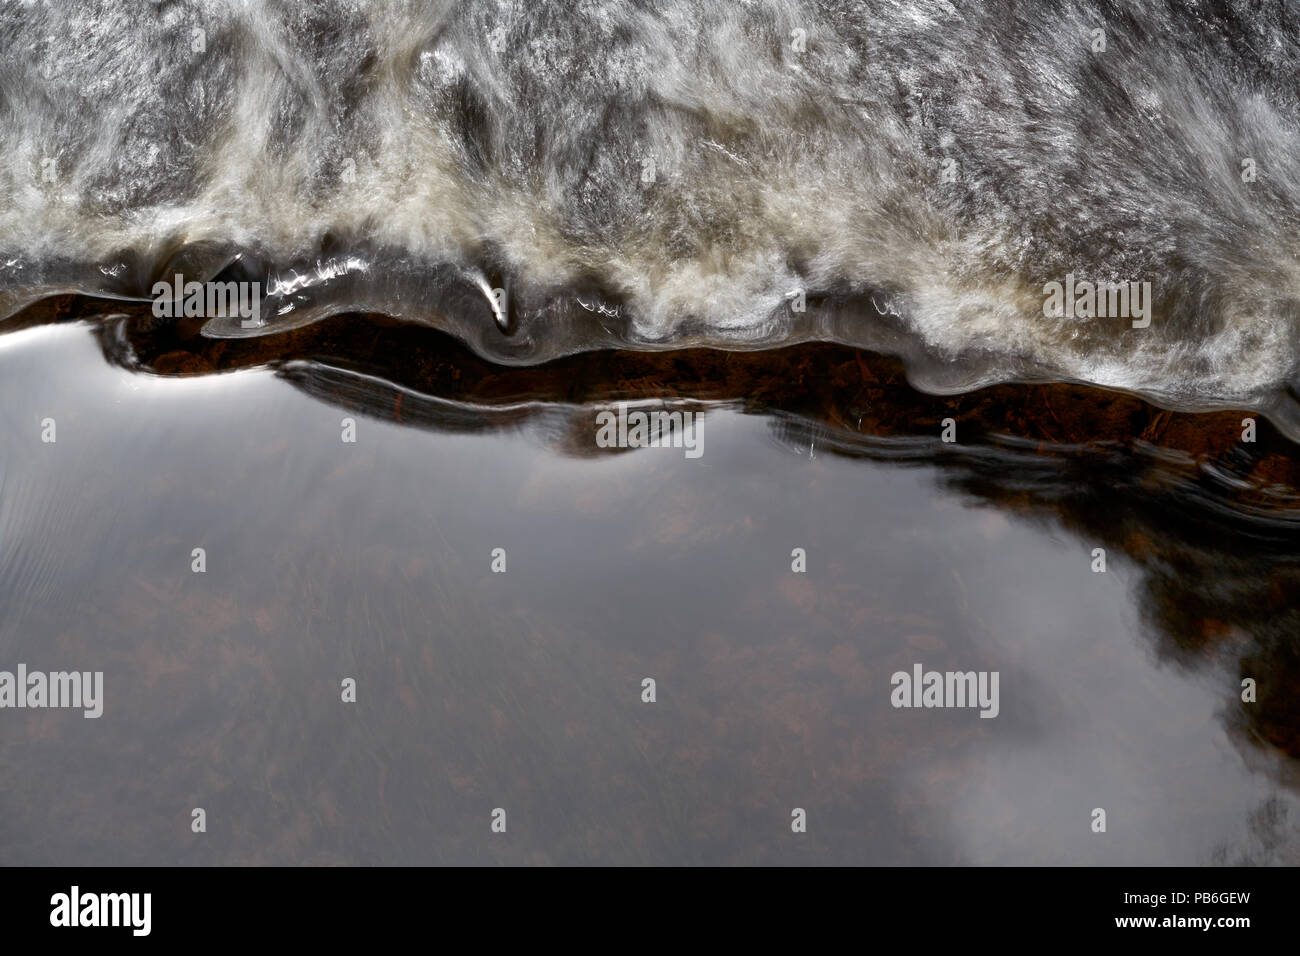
[{"left": 2, "top": 298, "right": 1299, "bottom": 865}]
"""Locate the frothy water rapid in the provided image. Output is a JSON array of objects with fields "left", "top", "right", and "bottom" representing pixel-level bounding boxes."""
[{"left": 4, "top": 1, "right": 1300, "bottom": 432}]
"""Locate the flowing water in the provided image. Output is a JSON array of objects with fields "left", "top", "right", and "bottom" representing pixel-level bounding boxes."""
[
  {"left": 5, "top": 1, "right": 1300, "bottom": 423},
  {"left": 3, "top": 0, "right": 1300, "bottom": 864}
]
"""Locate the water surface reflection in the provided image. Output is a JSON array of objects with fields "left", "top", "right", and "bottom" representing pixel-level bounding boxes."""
[{"left": 1, "top": 297, "right": 1298, "bottom": 864}]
